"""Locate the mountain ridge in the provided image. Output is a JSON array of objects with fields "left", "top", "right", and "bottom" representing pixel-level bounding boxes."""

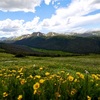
[
  {"left": 13, "top": 35, "right": 100, "bottom": 54},
  {"left": 0, "top": 31, "right": 100, "bottom": 55},
  {"left": 1, "top": 31, "right": 100, "bottom": 42}
]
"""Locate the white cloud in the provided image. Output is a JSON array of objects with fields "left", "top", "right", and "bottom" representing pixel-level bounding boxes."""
[
  {"left": 23, "top": 17, "right": 40, "bottom": 30},
  {"left": 40, "top": 0, "right": 100, "bottom": 33},
  {"left": 0, "top": 19, "right": 24, "bottom": 32},
  {"left": 0, "top": 19, "right": 24, "bottom": 37},
  {"left": 0, "top": 17, "right": 42, "bottom": 37},
  {"left": 44, "top": 0, "right": 51, "bottom": 5},
  {"left": 0, "top": 0, "right": 60, "bottom": 12},
  {"left": 91, "top": 0, "right": 100, "bottom": 4},
  {"left": 52, "top": 0, "right": 59, "bottom": 4},
  {"left": 0, "top": 0, "right": 100, "bottom": 37},
  {"left": 44, "top": 0, "right": 60, "bottom": 5},
  {"left": 0, "top": 0, "right": 42, "bottom": 12}
]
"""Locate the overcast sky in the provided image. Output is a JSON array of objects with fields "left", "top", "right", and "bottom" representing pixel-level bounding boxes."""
[{"left": 0, "top": 0, "right": 100, "bottom": 37}]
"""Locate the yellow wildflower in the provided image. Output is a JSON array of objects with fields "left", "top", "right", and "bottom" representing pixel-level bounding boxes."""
[
  {"left": 49, "top": 76, "right": 53, "bottom": 79},
  {"left": 33, "top": 90, "right": 37, "bottom": 94},
  {"left": 71, "top": 89, "right": 77, "bottom": 95},
  {"left": 97, "top": 74, "right": 100, "bottom": 78},
  {"left": 98, "top": 97, "right": 100, "bottom": 100},
  {"left": 87, "top": 96, "right": 91, "bottom": 100},
  {"left": 33, "top": 90, "right": 41, "bottom": 95},
  {"left": 2, "top": 69, "right": 5, "bottom": 71},
  {"left": 45, "top": 72, "right": 50, "bottom": 76},
  {"left": 92, "top": 74, "right": 99, "bottom": 80},
  {"left": 62, "top": 80, "right": 67, "bottom": 83},
  {"left": 4, "top": 74, "right": 7, "bottom": 77},
  {"left": 61, "top": 71, "right": 65, "bottom": 73},
  {"left": 74, "top": 79, "right": 78, "bottom": 82},
  {"left": 39, "top": 67, "right": 43, "bottom": 71},
  {"left": 16, "top": 75, "right": 20, "bottom": 79},
  {"left": 76, "top": 72, "right": 81, "bottom": 75},
  {"left": 17, "top": 95, "right": 23, "bottom": 100},
  {"left": 57, "top": 72, "right": 60, "bottom": 74},
  {"left": 18, "top": 68, "right": 23, "bottom": 73},
  {"left": 20, "top": 73, "right": 23, "bottom": 75},
  {"left": 76, "top": 72, "right": 84, "bottom": 79},
  {"left": 4, "top": 73, "right": 7, "bottom": 75},
  {"left": 0, "top": 74, "right": 3, "bottom": 76},
  {"left": 35, "top": 75, "right": 41, "bottom": 79},
  {"left": 20, "top": 79, "right": 26, "bottom": 85},
  {"left": 39, "top": 79, "right": 45, "bottom": 84},
  {"left": 33, "top": 82, "right": 40, "bottom": 90},
  {"left": 66, "top": 73, "right": 69, "bottom": 76},
  {"left": 67, "top": 75, "right": 74, "bottom": 81},
  {"left": 8, "top": 74, "right": 12, "bottom": 77},
  {"left": 29, "top": 75, "right": 33, "bottom": 78},
  {"left": 12, "top": 70, "right": 16, "bottom": 73},
  {"left": 55, "top": 92, "right": 61, "bottom": 98},
  {"left": 59, "top": 78, "right": 63, "bottom": 81},
  {"left": 3, "top": 92, "right": 8, "bottom": 97},
  {"left": 90, "top": 79, "right": 94, "bottom": 82},
  {"left": 96, "top": 84, "right": 98, "bottom": 86},
  {"left": 79, "top": 74, "right": 84, "bottom": 79}
]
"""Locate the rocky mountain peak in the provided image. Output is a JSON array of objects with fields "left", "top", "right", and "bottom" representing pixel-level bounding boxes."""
[{"left": 31, "top": 32, "right": 44, "bottom": 37}]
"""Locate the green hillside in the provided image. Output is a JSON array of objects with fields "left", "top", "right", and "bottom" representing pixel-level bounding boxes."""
[
  {"left": 0, "top": 43, "right": 40, "bottom": 56},
  {"left": 0, "top": 43, "right": 78, "bottom": 57},
  {"left": 14, "top": 36, "right": 100, "bottom": 54},
  {"left": 1, "top": 35, "right": 100, "bottom": 56}
]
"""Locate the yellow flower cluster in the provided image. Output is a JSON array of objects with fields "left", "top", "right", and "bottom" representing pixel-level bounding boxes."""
[
  {"left": 67, "top": 75, "right": 74, "bottom": 81},
  {"left": 39, "top": 79, "right": 45, "bottom": 84},
  {"left": 92, "top": 74, "right": 99, "bottom": 80},
  {"left": 3, "top": 92, "right": 8, "bottom": 97},
  {"left": 70, "top": 89, "right": 77, "bottom": 95},
  {"left": 45, "top": 72, "right": 50, "bottom": 76},
  {"left": 55, "top": 92, "right": 61, "bottom": 98},
  {"left": 20, "top": 79, "right": 26, "bottom": 85},
  {"left": 39, "top": 67, "right": 43, "bottom": 71},
  {"left": 33, "top": 82, "right": 40, "bottom": 90},
  {"left": 18, "top": 68, "right": 23, "bottom": 73},
  {"left": 87, "top": 95, "right": 91, "bottom": 100},
  {"left": 34, "top": 75, "right": 41, "bottom": 79},
  {"left": 33, "top": 82, "right": 40, "bottom": 94},
  {"left": 0, "top": 66, "right": 100, "bottom": 99},
  {"left": 17, "top": 95, "right": 23, "bottom": 100},
  {"left": 76, "top": 72, "right": 84, "bottom": 79}
]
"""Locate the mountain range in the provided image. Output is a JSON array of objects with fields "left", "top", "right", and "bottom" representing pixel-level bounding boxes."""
[
  {"left": 0, "top": 31, "right": 100, "bottom": 56},
  {"left": 0, "top": 31, "right": 100, "bottom": 42}
]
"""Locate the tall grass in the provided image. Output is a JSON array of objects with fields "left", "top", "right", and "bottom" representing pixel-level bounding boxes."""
[
  {"left": 0, "top": 53, "right": 100, "bottom": 99},
  {"left": 0, "top": 66, "right": 100, "bottom": 100}
]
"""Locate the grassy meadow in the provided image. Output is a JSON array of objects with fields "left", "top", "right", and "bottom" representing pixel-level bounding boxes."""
[{"left": 0, "top": 52, "right": 100, "bottom": 100}]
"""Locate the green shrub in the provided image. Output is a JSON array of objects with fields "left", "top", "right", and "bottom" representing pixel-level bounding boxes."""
[{"left": 15, "top": 54, "right": 26, "bottom": 58}]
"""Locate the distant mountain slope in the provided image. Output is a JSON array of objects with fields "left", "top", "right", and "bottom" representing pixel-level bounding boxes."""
[
  {"left": 0, "top": 32, "right": 46, "bottom": 43},
  {"left": 0, "top": 43, "right": 77, "bottom": 57},
  {"left": 1, "top": 31, "right": 100, "bottom": 54},
  {"left": 72, "top": 31, "right": 100, "bottom": 37},
  {"left": 1, "top": 31, "right": 100, "bottom": 42},
  {"left": 0, "top": 43, "right": 42, "bottom": 55},
  {"left": 14, "top": 35, "right": 100, "bottom": 54}
]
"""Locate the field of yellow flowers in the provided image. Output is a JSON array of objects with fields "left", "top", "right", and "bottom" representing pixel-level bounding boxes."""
[
  {"left": 0, "top": 53, "right": 100, "bottom": 100},
  {"left": 0, "top": 66, "right": 100, "bottom": 100}
]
